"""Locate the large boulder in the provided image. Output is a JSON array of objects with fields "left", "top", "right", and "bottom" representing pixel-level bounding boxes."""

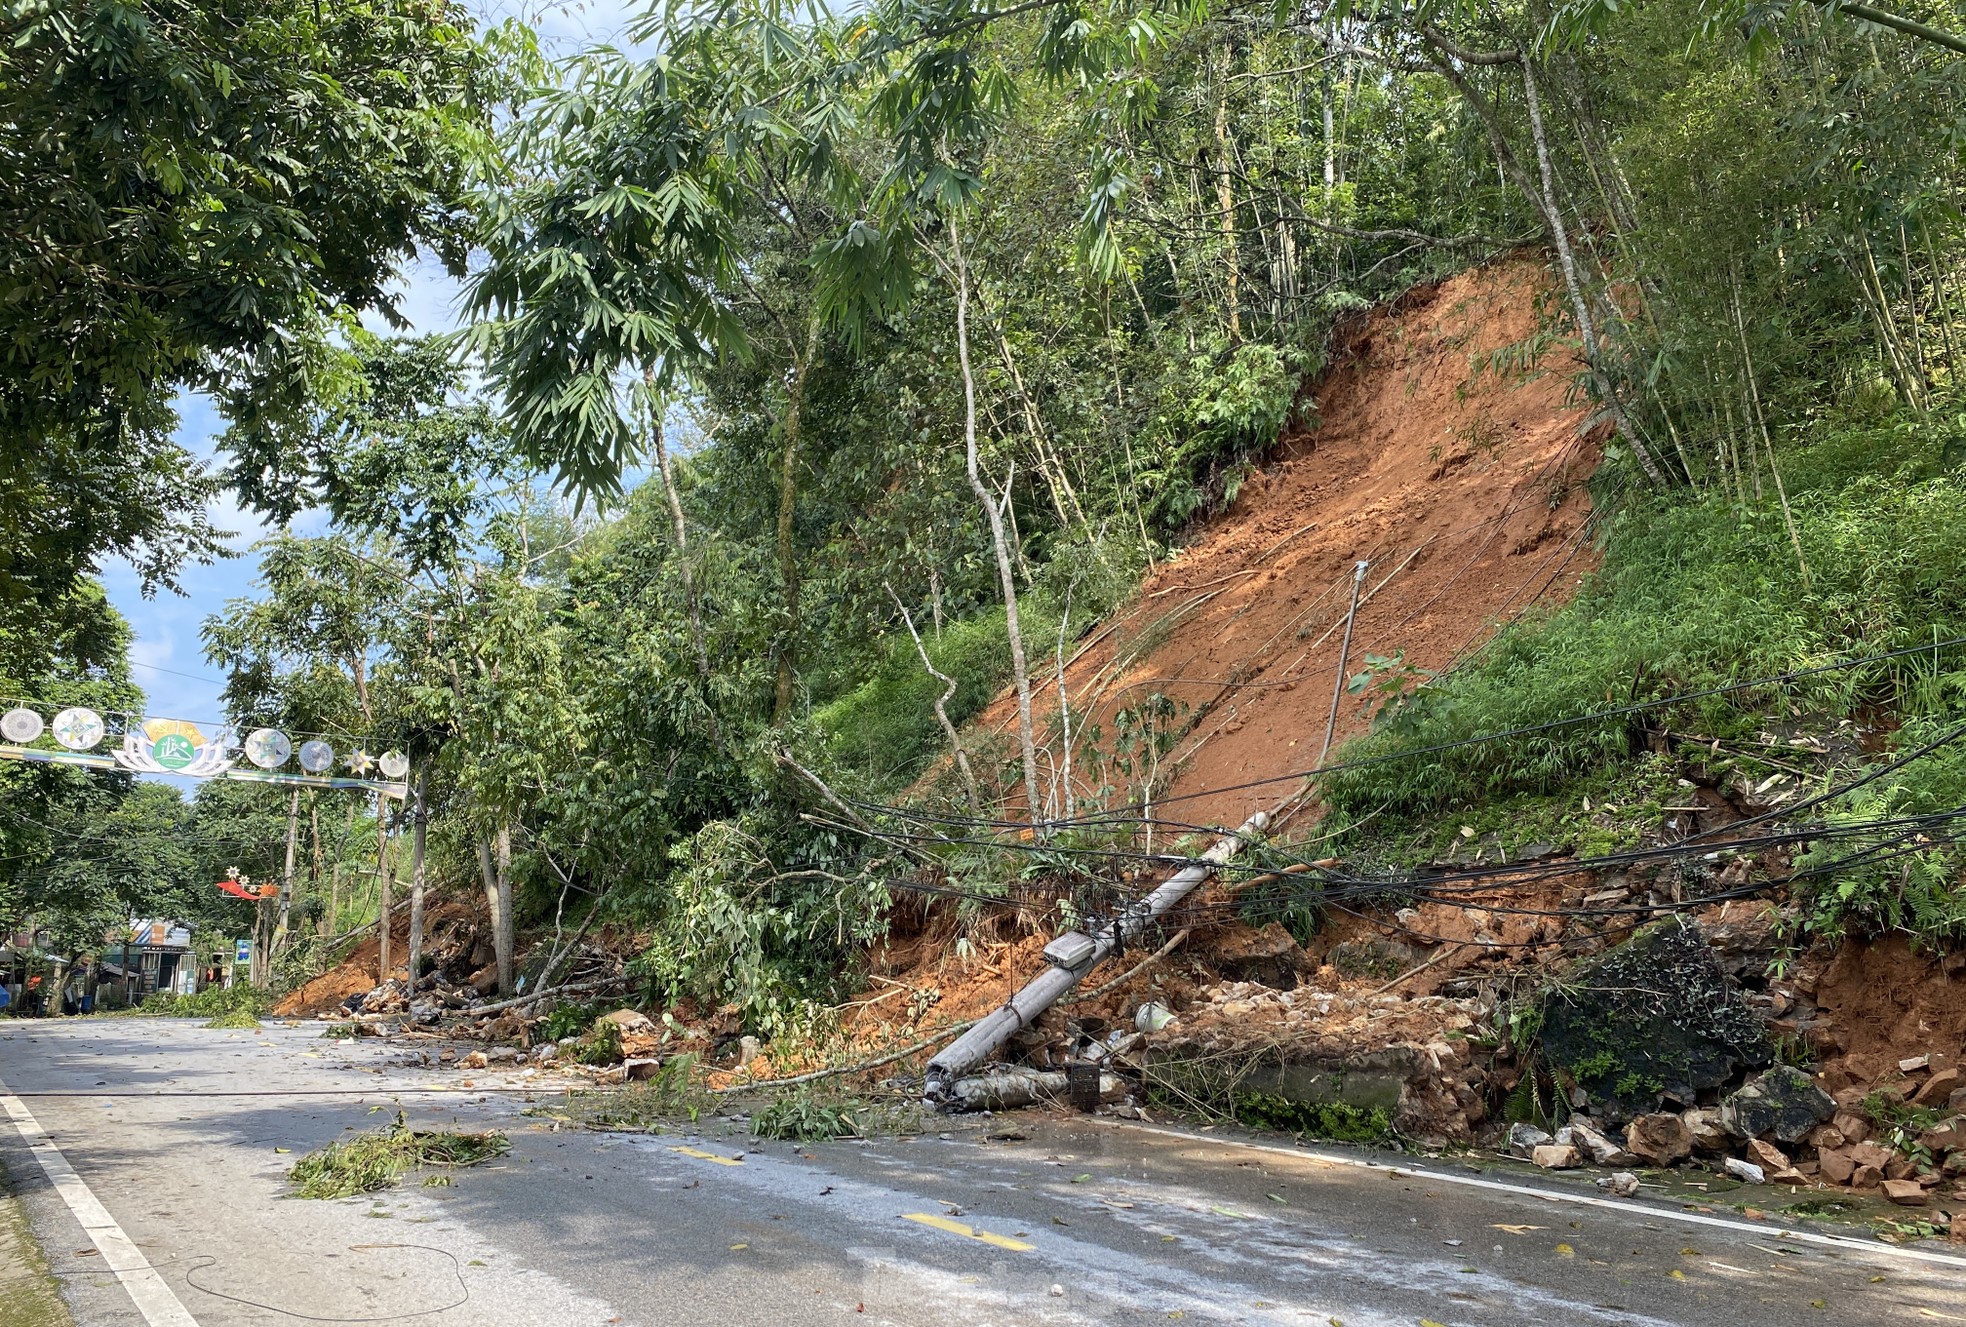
[
  {"left": 1508, "top": 1122, "right": 1553, "bottom": 1158},
  {"left": 1539, "top": 919, "right": 1772, "bottom": 1124},
  {"left": 1721, "top": 1064, "right": 1835, "bottom": 1143},
  {"left": 1625, "top": 1112, "right": 1693, "bottom": 1165}
]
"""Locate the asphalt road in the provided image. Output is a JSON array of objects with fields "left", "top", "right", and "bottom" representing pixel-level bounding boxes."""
[{"left": 3, "top": 1019, "right": 1965, "bottom": 1327}]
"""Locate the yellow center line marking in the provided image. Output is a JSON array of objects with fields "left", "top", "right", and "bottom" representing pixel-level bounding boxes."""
[
  {"left": 670, "top": 1146, "right": 744, "bottom": 1166},
  {"left": 903, "top": 1212, "right": 1034, "bottom": 1252}
]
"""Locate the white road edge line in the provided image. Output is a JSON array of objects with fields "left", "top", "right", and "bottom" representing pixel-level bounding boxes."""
[
  {"left": 0, "top": 1086, "right": 203, "bottom": 1327},
  {"left": 1110, "top": 1120, "right": 1966, "bottom": 1273}
]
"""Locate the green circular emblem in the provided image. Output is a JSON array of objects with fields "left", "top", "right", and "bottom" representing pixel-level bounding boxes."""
[{"left": 153, "top": 733, "right": 197, "bottom": 771}]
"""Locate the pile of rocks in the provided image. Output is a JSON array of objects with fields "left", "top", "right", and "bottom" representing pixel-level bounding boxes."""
[
  {"left": 1514, "top": 1058, "right": 1966, "bottom": 1212},
  {"left": 1146, "top": 980, "right": 1496, "bottom": 1144}
]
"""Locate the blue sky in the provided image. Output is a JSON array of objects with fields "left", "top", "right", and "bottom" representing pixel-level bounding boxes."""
[{"left": 105, "top": 1, "right": 649, "bottom": 735}]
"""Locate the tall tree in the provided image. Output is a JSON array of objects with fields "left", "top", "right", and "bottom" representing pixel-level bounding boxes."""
[{"left": 0, "top": 0, "right": 501, "bottom": 618}]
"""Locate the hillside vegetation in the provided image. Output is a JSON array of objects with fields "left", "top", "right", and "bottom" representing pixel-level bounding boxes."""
[{"left": 3, "top": 0, "right": 1966, "bottom": 1045}]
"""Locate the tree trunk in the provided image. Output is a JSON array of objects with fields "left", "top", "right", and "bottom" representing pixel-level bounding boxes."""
[
  {"left": 646, "top": 377, "right": 721, "bottom": 745},
  {"left": 1415, "top": 39, "right": 1666, "bottom": 486},
  {"left": 1731, "top": 272, "right": 1813, "bottom": 587},
  {"left": 310, "top": 801, "right": 328, "bottom": 937},
  {"left": 407, "top": 771, "right": 428, "bottom": 990},
  {"left": 951, "top": 218, "right": 1045, "bottom": 830},
  {"left": 277, "top": 790, "right": 302, "bottom": 967},
  {"left": 376, "top": 792, "right": 395, "bottom": 985},
  {"left": 1518, "top": 58, "right": 1668, "bottom": 487},
  {"left": 887, "top": 583, "right": 981, "bottom": 816},
  {"left": 477, "top": 825, "right": 515, "bottom": 997},
  {"left": 1213, "top": 47, "right": 1243, "bottom": 343},
  {"left": 773, "top": 319, "right": 822, "bottom": 725}
]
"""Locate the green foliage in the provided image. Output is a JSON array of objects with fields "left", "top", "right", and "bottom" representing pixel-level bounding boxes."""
[
  {"left": 573, "top": 1019, "right": 625, "bottom": 1066},
  {"left": 0, "top": 0, "right": 501, "bottom": 611},
  {"left": 814, "top": 602, "right": 1063, "bottom": 786},
  {"left": 1233, "top": 1092, "right": 1396, "bottom": 1145},
  {"left": 287, "top": 1112, "right": 508, "bottom": 1199},
  {"left": 750, "top": 1086, "right": 863, "bottom": 1141},
  {"left": 1323, "top": 420, "right": 1966, "bottom": 827},
  {"left": 204, "top": 1008, "right": 262, "bottom": 1030},
  {"left": 550, "top": 1054, "right": 710, "bottom": 1130},
  {"left": 1140, "top": 343, "right": 1319, "bottom": 531},
  {"left": 1502, "top": 1073, "right": 1555, "bottom": 1129},
  {"left": 129, "top": 984, "right": 272, "bottom": 1020},
  {"left": 1862, "top": 1088, "right": 1949, "bottom": 1162},
  {"left": 541, "top": 1001, "right": 605, "bottom": 1043}
]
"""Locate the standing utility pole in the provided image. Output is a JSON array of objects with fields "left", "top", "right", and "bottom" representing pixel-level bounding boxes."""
[{"left": 1319, "top": 560, "right": 1370, "bottom": 765}]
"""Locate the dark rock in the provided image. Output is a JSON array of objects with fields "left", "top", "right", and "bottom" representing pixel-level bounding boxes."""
[
  {"left": 1328, "top": 938, "right": 1423, "bottom": 983},
  {"left": 1539, "top": 919, "right": 1772, "bottom": 1125},
  {"left": 1212, "top": 922, "right": 1303, "bottom": 991},
  {"left": 1721, "top": 1064, "right": 1835, "bottom": 1143}
]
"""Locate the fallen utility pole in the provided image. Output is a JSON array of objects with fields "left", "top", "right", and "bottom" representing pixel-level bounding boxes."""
[{"left": 923, "top": 812, "right": 1268, "bottom": 1107}]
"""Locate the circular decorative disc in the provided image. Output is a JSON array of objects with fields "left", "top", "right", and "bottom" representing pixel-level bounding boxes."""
[
  {"left": 297, "top": 739, "right": 335, "bottom": 773},
  {"left": 1, "top": 707, "right": 44, "bottom": 744},
  {"left": 245, "top": 728, "right": 292, "bottom": 769},
  {"left": 378, "top": 750, "right": 410, "bottom": 780},
  {"left": 51, "top": 707, "right": 105, "bottom": 751}
]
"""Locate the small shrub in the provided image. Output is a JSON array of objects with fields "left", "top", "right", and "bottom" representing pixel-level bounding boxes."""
[
  {"left": 541, "top": 1000, "right": 604, "bottom": 1043},
  {"left": 573, "top": 1018, "right": 624, "bottom": 1065},
  {"left": 1233, "top": 1092, "right": 1395, "bottom": 1144},
  {"left": 751, "top": 1086, "right": 862, "bottom": 1141},
  {"left": 204, "top": 1008, "right": 261, "bottom": 1030}
]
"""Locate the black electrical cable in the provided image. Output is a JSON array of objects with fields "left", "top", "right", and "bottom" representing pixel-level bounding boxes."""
[
  {"left": 831, "top": 704, "right": 1966, "bottom": 908},
  {"left": 867, "top": 788, "right": 1966, "bottom": 931},
  {"left": 180, "top": 1245, "right": 469, "bottom": 1322}
]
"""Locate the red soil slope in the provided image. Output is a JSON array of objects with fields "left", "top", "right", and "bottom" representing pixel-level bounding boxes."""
[{"left": 985, "top": 255, "right": 1603, "bottom": 829}]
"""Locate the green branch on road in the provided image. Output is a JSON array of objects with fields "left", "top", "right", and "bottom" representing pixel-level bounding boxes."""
[{"left": 287, "top": 1113, "right": 510, "bottom": 1199}]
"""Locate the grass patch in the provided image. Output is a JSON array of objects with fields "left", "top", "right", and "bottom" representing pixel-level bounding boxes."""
[
  {"left": 1785, "top": 1196, "right": 1860, "bottom": 1219},
  {"left": 1317, "top": 414, "right": 1966, "bottom": 946},
  {"left": 813, "top": 601, "right": 1067, "bottom": 788},
  {"left": 287, "top": 1112, "right": 509, "bottom": 1199},
  {"left": 205, "top": 1008, "right": 262, "bottom": 1030},
  {"left": 0, "top": 1169, "right": 70, "bottom": 1327}
]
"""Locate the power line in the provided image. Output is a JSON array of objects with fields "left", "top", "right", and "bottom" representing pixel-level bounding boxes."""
[
  {"left": 128, "top": 660, "right": 227, "bottom": 686},
  {"left": 847, "top": 715, "right": 1966, "bottom": 930}
]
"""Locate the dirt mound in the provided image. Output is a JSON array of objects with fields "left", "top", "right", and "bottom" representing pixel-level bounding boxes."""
[
  {"left": 1802, "top": 936, "right": 1966, "bottom": 1088},
  {"left": 274, "top": 900, "right": 478, "bottom": 1017},
  {"left": 982, "top": 255, "right": 1601, "bottom": 827}
]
